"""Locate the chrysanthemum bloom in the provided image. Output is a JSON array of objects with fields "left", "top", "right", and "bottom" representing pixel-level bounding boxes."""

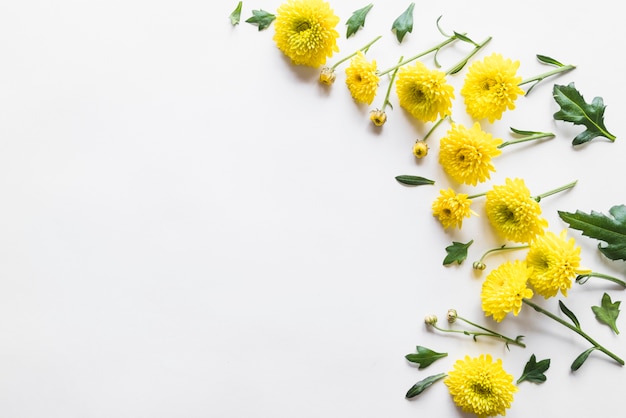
[
  {"left": 526, "top": 229, "right": 591, "bottom": 299},
  {"left": 344, "top": 51, "right": 379, "bottom": 104},
  {"left": 395, "top": 61, "right": 455, "bottom": 122},
  {"left": 438, "top": 122, "right": 503, "bottom": 186},
  {"left": 481, "top": 260, "right": 534, "bottom": 322},
  {"left": 412, "top": 140, "right": 428, "bottom": 158},
  {"left": 461, "top": 53, "right": 525, "bottom": 123},
  {"left": 369, "top": 109, "right": 387, "bottom": 126},
  {"left": 432, "top": 188, "right": 475, "bottom": 229},
  {"left": 485, "top": 178, "right": 548, "bottom": 243},
  {"left": 273, "top": 0, "right": 340, "bottom": 68},
  {"left": 444, "top": 354, "right": 517, "bottom": 418},
  {"left": 319, "top": 66, "right": 336, "bottom": 85}
]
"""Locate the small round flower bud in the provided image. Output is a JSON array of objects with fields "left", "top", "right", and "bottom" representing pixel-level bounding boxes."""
[
  {"left": 447, "top": 309, "right": 458, "bottom": 323},
  {"left": 319, "top": 66, "right": 336, "bottom": 85},
  {"left": 424, "top": 315, "right": 438, "bottom": 326},
  {"left": 473, "top": 261, "right": 486, "bottom": 270},
  {"left": 369, "top": 109, "right": 387, "bottom": 126},
  {"left": 412, "top": 140, "right": 429, "bottom": 158}
]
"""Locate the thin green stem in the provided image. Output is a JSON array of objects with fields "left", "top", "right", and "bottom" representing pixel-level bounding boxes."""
[
  {"left": 330, "top": 35, "right": 382, "bottom": 70},
  {"left": 519, "top": 64, "right": 576, "bottom": 87},
  {"left": 533, "top": 180, "right": 577, "bottom": 202},
  {"left": 421, "top": 115, "right": 449, "bottom": 142},
  {"left": 473, "top": 245, "right": 529, "bottom": 270},
  {"left": 498, "top": 132, "right": 555, "bottom": 149},
  {"left": 379, "top": 56, "right": 403, "bottom": 112},
  {"left": 523, "top": 299, "right": 624, "bottom": 366},
  {"left": 377, "top": 35, "right": 461, "bottom": 76},
  {"left": 467, "top": 191, "right": 487, "bottom": 199},
  {"left": 456, "top": 316, "right": 526, "bottom": 348},
  {"left": 576, "top": 272, "right": 626, "bottom": 288},
  {"left": 444, "top": 36, "right": 492, "bottom": 75}
]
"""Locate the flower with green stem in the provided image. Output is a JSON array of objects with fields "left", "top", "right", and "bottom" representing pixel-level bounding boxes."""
[
  {"left": 345, "top": 51, "right": 380, "bottom": 104},
  {"left": 319, "top": 35, "right": 382, "bottom": 85},
  {"left": 431, "top": 188, "right": 478, "bottom": 229},
  {"left": 369, "top": 55, "right": 402, "bottom": 127},
  {"left": 425, "top": 310, "right": 525, "bottom": 348},
  {"left": 412, "top": 115, "right": 448, "bottom": 158},
  {"left": 273, "top": 0, "right": 341, "bottom": 68}
]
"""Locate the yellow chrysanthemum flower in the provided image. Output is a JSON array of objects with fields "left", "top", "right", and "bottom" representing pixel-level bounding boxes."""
[
  {"left": 461, "top": 53, "right": 525, "bottom": 123},
  {"left": 485, "top": 178, "right": 548, "bottom": 243},
  {"left": 526, "top": 229, "right": 591, "bottom": 299},
  {"left": 444, "top": 354, "right": 517, "bottom": 418},
  {"left": 345, "top": 51, "right": 379, "bottom": 104},
  {"left": 481, "top": 260, "right": 534, "bottom": 322},
  {"left": 432, "top": 188, "right": 475, "bottom": 229},
  {"left": 395, "top": 61, "right": 455, "bottom": 122},
  {"left": 273, "top": 0, "right": 340, "bottom": 68},
  {"left": 438, "top": 122, "right": 503, "bottom": 186}
]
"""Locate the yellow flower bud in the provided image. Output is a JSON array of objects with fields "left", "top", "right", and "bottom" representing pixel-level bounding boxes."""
[
  {"left": 412, "top": 140, "right": 429, "bottom": 158},
  {"left": 424, "top": 314, "right": 438, "bottom": 326},
  {"left": 447, "top": 309, "right": 458, "bottom": 323},
  {"left": 319, "top": 66, "right": 336, "bottom": 85},
  {"left": 369, "top": 109, "right": 387, "bottom": 126}
]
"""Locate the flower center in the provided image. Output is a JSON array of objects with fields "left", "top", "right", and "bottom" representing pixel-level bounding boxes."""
[
  {"left": 471, "top": 381, "right": 493, "bottom": 396},
  {"left": 295, "top": 21, "right": 311, "bottom": 32},
  {"left": 482, "top": 78, "right": 497, "bottom": 91}
]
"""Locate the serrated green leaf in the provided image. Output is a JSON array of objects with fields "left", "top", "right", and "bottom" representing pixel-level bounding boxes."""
[
  {"left": 536, "top": 54, "right": 564, "bottom": 67},
  {"left": 571, "top": 347, "right": 596, "bottom": 371},
  {"left": 405, "top": 346, "right": 448, "bottom": 369},
  {"left": 443, "top": 240, "right": 473, "bottom": 265},
  {"left": 245, "top": 9, "right": 276, "bottom": 31},
  {"left": 346, "top": 3, "right": 373, "bottom": 38},
  {"left": 405, "top": 373, "right": 447, "bottom": 398},
  {"left": 592, "top": 292, "right": 621, "bottom": 334},
  {"left": 558, "top": 300, "right": 580, "bottom": 328},
  {"left": 552, "top": 83, "right": 616, "bottom": 145},
  {"left": 517, "top": 354, "right": 550, "bottom": 384},
  {"left": 558, "top": 205, "right": 626, "bottom": 261},
  {"left": 391, "top": 3, "right": 415, "bottom": 43},
  {"left": 230, "top": 1, "right": 243, "bottom": 25},
  {"left": 395, "top": 175, "right": 435, "bottom": 186}
]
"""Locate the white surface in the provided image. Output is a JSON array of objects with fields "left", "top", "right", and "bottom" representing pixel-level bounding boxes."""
[{"left": 0, "top": 0, "right": 624, "bottom": 417}]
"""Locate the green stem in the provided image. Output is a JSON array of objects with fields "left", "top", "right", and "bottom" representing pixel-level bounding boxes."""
[
  {"left": 431, "top": 321, "right": 524, "bottom": 348},
  {"left": 377, "top": 35, "right": 461, "bottom": 76},
  {"left": 498, "top": 132, "right": 555, "bottom": 149},
  {"left": 473, "top": 244, "right": 529, "bottom": 270},
  {"left": 518, "top": 64, "right": 576, "bottom": 87},
  {"left": 422, "top": 115, "right": 449, "bottom": 142},
  {"left": 444, "top": 36, "right": 492, "bottom": 75},
  {"left": 533, "top": 180, "right": 577, "bottom": 202},
  {"left": 522, "top": 299, "right": 624, "bottom": 366},
  {"left": 456, "top": 316, "right": 526, "bottom": 348},
  {"left": 379, "top": 56, "right": 403, "bottom": 112},
  {"left": 576, "top": 272, "right": 626, "bottom": 288},
  {"left": 330, "top": 35, "right": 382, "bottom": 70},
  {"left": 467, "top": 191, "right": 487, "bottom": 199}
]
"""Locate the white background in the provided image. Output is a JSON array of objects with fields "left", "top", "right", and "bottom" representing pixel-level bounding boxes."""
[{"left": 1, "top": 0, "right": 625, "bottom": 417}]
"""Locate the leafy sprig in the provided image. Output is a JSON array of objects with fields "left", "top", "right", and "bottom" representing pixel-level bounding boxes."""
[
  {"left": 443, "top": 240, "right": 473, "bottom": 265},
  {"left": 517, "top": 354, "right": 550, "bottom": 384}
]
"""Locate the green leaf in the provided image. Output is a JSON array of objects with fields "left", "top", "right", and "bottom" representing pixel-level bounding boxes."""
[
  {"left": 395, "top": 175, "right": 435, "bottom": 186},
  {"left": 517, "top": 354, "right": 550, "bottom": 384},
  {"left": 552, "top": 82, "right": 616, "bottom": 145},
  {"left": 391, "top": 3, "right": 415, "bottom": 43},
  {"left": 558, "top": 300, "right": 580, "bottom": 328},
  {"left": 536, "top": 54, "right": 564, "bottom": 67},
  {"left": 346, "top": 4, "right": 373, "bottom": 38},
  {"left": 405, "top": 373, "right": 447, "bottom": 398},
  {"left": 592, "top": 292, "right": 621, "bottom": 334},
  {"left": 558, "top": 205, "right": 626, "bottom": 261},
  {"left": 229, "top": 1, "right": 243, "bottom": 25},
  {"left": 405, "top": 346, "right": 448, "bottom": 369},
  {"left": 571, "top": 347, "right": 596, "bottom": 371},
  {"left": 443, "top": 240, "right": 473, "bottom": 265},
  {"left": 245, "top": 9, "right": 276, "bottom": 31}
]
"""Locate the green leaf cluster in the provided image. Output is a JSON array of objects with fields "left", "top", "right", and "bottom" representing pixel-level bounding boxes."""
[{"left": 558, "top": 205, "right": 626, "bottom": 261}]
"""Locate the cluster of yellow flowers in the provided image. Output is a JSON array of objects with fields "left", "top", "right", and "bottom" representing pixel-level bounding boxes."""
[{"left": 233, "top": 1, "right": 622, "bottom": 417}]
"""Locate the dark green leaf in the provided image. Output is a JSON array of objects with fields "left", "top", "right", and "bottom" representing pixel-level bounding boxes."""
[
  {"left": 245, "top": 9, "right": 276, "bottom": 31},
  {"left": 517, "top": 354, "right": 550, "bottom": 384},
  {"left": 558, "top": 205, "right": 626, "bottom": 261},
  {"left": 552, "top": 83, "right": 616, "bottom": 145},
  {"left": 346, "top": 4, "right": 373, "bottom": 38},
  {"left": 229, "top": 1, "right": 243, "bottom": 25},
  {"left": 558, "top": 300, "right": 580, "bottom": 328},
  {"left": 443, "top": 240, "right": 473, "bottom": 265},
  {"left": 391, "top": 3, "right": 415, "bottom": 43},
  {"left": 536, "top": 54, "right": 564, "bottom": 67},
  {"left": 571, "top": 347, "right": 596, "bottom": 371},
  {"left": 592, "top": 292, "right": 621, "bottom": 334},
  {"left": 405, "top": 346, "right": 448, "bottom": 369},
  {"left": 395, "top": 175, "right": 435, "bottom": 186},
  {"left": 405, "top": 373, "right": 447, "bottom": 398}
]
